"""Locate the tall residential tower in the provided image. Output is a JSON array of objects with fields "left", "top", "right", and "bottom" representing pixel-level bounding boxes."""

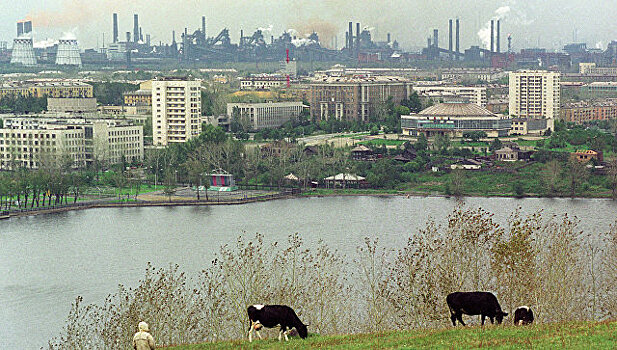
[
  {"left": 151, "top": 78, "right": 202, "bottom": 146},
  {"left": 509, "top": 70, "right": 560, "bottom": 132}
]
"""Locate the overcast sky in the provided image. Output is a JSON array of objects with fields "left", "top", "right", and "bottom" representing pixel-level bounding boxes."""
[{"left": 1, "top": 0, "right": 616, "bottom": 51}]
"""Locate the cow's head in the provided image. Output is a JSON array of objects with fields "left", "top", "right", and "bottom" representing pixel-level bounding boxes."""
[
  {"left": 496, "top": 311, "right": 508, "bottom": 324},
  {"left": 297, "top": 324, "right": 308, "bottom": 339}
]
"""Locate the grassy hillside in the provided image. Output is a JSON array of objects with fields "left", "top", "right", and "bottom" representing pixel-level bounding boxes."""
[{"left": 164, "top": 321, "right": 617, "bottom": 349}]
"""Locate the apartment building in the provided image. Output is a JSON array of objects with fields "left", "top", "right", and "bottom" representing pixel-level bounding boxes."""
[
  {"left": 0, "top": 79, "right": 93, "bottom": 99},
  {"left": 509, "top": 70, "right": 560, "bottom": 131},
  {"left": 412, "top": 85, "right": 487, "bottom": 106},
  {"left": 560, "top": 99, "right": 617, "bottom": 124},
  {"left": 151, "top": 78, "right": 201, "bottom": 146},
  {"left": 309, "top": 76, "right": 410, "bottom": 122},
  {"left": 0, "top": 116, "right": 143, "bottom": 169},
  {"left": 226, "top": 102, "right": 305, "bottom": 130}
]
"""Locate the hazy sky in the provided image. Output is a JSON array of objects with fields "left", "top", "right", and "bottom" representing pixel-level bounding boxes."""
[{"left": 0, "top": 0, "right": 616, "bottom": 51}]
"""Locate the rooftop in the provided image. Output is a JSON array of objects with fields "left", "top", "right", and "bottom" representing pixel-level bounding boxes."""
[{"left": 418, "top": 102, "right": 496, "bottom": 117}]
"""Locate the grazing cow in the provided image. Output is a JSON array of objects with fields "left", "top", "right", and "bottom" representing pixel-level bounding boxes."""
[
  {"left": 247, "top": 304, "right": 308, "bottom": 342},
  {"left": 513, "top": 306, "right": 534, "bottom": 325},
  {"left": 446, "top": 292, "right": 508, "bottom": 326}
]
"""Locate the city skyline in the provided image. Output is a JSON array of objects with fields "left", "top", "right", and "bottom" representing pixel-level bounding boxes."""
[{"left": 1, "top": 0, "right": 616, "bottom": 51}]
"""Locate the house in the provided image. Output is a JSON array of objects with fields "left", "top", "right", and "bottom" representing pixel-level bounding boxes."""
[
  {"left": 351, "top": 145, "right": 374, "bottom": 161},
  {"left": 571, "top": 149, "right": 603, "bottom": 163},
  {"left": 393, "top": 149, "right": 418, "bottom": 163},
  {"left": 260, "top": 141, "right": 295, "bottom": 158},
  {"left": 495, "top": 145, "right": 533, "bottom": 161}
]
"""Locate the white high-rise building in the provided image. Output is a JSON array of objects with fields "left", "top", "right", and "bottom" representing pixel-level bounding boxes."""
[
  {"left": 151, "top": 78, "right": 202, "bottom": 146},
  {"left": 509, "top": 70, "right": 560, "bottom": 131}
]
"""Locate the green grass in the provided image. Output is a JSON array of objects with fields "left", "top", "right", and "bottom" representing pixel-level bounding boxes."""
[
  {"left": 164, "top": 321, "right": 617, "bottom": 349},
  {"left": 358, "top": 139, "right": 406, "bottom": 146}
]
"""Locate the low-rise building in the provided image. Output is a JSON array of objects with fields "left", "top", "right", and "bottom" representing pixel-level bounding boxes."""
[
  {"left": 560, "top": 99, "right": 617, "bottom": 124},
  {"left": 240, "top": 76, "right": 288, "bottom": 90},
  {"left": 401, "top": 102, "right": 511, "bottom": 138},
  {"left": 509, "top": 118, "right": 548, "bottom": 136},
  {"left": 412, "top": 85, "right": 487, "bottom": 106},
  {"left": 441, "top": 68, "right": 508, "bottom": 83},
  {"left": 227, "top": 102, "right": 304, "bottom": 130},
  {"left": 571, "top": 149, "right": 603, "bottom": 163},
  {"left": 0, "top": 79, "right": 93, "bottom": 99}
]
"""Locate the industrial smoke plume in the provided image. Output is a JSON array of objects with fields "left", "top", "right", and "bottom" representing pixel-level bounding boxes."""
[{"left": 477, "top": 6, "right": 510, "bottom": 49}]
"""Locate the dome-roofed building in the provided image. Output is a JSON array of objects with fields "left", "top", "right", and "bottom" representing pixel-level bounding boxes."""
[{"left": 401, "top": 101, "right": 511, "bottom": 138}]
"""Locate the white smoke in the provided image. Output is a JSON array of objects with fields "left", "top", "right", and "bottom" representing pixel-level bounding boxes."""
[
  {"left": 477, "top": 6, "right": 510, "bottom": 49},
  {"left": 292, "top": 38, "right": 316, "bottom": 47},
  {"left": 34, "top": 38, "right": 58, "bottom": 48},
  {"left": 286, "top": 28, "right": 298, "bottom": 36},
  {"left": 596, "top": 41, "right": 605, "bottom": 50},
  {"left": 60, "top": 31, "right": 77, "bottom": 40},
  {"left": 257, "top": 25, "right": 273, "bottom": 33}
]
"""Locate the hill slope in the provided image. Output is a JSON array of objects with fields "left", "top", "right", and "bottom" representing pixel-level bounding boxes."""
[{"left": 165, "top": 321, "right": 617, "bottom": 349}]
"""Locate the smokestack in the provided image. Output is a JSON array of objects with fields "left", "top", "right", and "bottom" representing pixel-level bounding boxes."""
[
  {"left": 346, "top": 32, "right": 349, "bottom": 49},
  {"left": 490, "top": 20, "right": 494, "bottom": 52},
  {"left": 133, "top": 14, "right": 139, "bottom": 43},
  {"left": 427, "top": 37, "right": 432, "bottom": 49},
  {"left": 240, "top": 29, "right": 244, "bottom": 45},
  {"left": 356, "top": 23, "right": 360, "bottom": 49},
  {"left": 24, "top": 21, "right": 32, "bottom": 34},
  {"left": 17, "top": 22, "right": 24, "bottom": 37},
  {"left": 113, "top": 13, "right": 118, "bottom": 43},
  {"left": 146, "top": 34, "right": 151, "bottom": 47},
  {"left": 126, "top": 32, "right": 131, "bottom": 43},
  {"left": 140, "top": 27, "right": 143, "bottom": 42},
  {"left": 172, "top": 30, "right": 176, "bottom": 43},
  {"left": 202, "top": 16, "right": 206, "bottom": 36},
  {"left": 348, "top": 22, "right": 353, "bottom": 50},
  {"left": 496, "top": 20, "right": 501, "bottom": 53},
  {"left": 456, "top": 19, "right": 460, "bottom": 53},
  {"left": 271, "top": 35, "right": 274, "bottom": 45},
  {"left": 387, "top": 33, "right": 391, "bottom": 43},
  {"left": 449, "top": 19, "right": 453, "bottom": 53},
  {"left": 508, "top": 34, "right": 512, "bottom": 53},
  {"left": 433, "top": 29, "right": 438, "bottom": 49}
]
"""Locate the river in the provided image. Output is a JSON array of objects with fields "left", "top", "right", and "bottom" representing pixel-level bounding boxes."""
[{"left": 1, "top": 196, "right": 616, "bottom": 349}]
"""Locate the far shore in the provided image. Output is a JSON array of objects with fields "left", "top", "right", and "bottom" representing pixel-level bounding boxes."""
[{"left": 1, "top": 189, "right": 615, "bottom": 220}]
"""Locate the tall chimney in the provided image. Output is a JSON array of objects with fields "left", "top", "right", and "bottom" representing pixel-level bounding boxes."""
[
  {"left": 346, "top": 32, "right": 349, "bottom": 49},
  {"left": 456, "top": 19, "right": 460, "bottom": 53},
  {"left": 113, "top": 13, "right": 118, "bottom": 43},
  {"left": 172, "top": 30, "right": 176, "bottom": 43},
  {"left": 17, "top": 22, "right": 24, "bottom": 37},
  {"left": 496, "top": 20, "right": 501, "bottom": 53},
  {"left": 240, "top": 29, "right": 244, "bottom": 45},
  {"left": 490, "top": 20, "right": 494, "bottom": 52},
  {"left": 133, "top": 14, "right": 139, "bottom": 43},
  {"left": 140, "top": 27, "right": 143, "bottom": 42},
  {"left": 146, "top": 34, "right": 151, "bottom": 47},
  {"left": 449, "top": 19, "right": 453, "bottom": 53},
  {"left": 348, "top": 22, "right": 353, "bottom": 50},
  {"left": 126, "top": 32, "right": 131, "bottom": 43},
  {"left": 433, "top": 29, "right": 438, "bottom": 49},
  {"left": 427, "top": 37, "right": 432, "bottom": 49},
  {"left": 387, "top": 33, "right": 391, "bottom": 43},
  {"left": 202, "top": 16, "right": 206, "bottom": 36},
  {"left": 356, "top": 23, "right": 360, "bottom": 49}
]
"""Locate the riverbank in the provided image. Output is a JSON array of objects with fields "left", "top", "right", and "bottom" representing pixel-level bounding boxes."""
[{"left": 163, "top": 321, "right": 617, "bottom": 349}]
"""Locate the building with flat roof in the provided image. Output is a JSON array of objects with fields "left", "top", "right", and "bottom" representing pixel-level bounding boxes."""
[
  {"left": 0, "top": 79, "right": 93, "bottom": 99},
  {"left": 47, "top": 97, "right": 98, "bottom": 113},
  {"left": 240, "top": 76, "right": 288, "bottom": 90},
  {"left": 0, "top": 116, "right": 143, "bottom": 169},
  {"left": 226, "top": 102, "right": 305, "bottom": 130},
  {"left": 560, "top": 99, "right": 617, "bottom": 124},
  {"left": 440, "top": 68, "right": 508, "bottom": 83},
  {"left": 412, "top": 85, "right": 487, "bottom": 106},
  {"left": 509, "top": 70, "right": 560, "bottom": 131},
  {"left": 401, "top": 102, "right": 511, "bottom": 138},
  {"left": 309, "top": 76, "right": 411, "bottom": 122},
  {"left": 151, "top": 78, "right": 201, "bottom": 146}
]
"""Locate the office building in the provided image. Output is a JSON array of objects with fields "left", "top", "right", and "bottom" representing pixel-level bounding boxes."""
[{"left": 226, "top": 102, "right": 305, "bottom": 130}]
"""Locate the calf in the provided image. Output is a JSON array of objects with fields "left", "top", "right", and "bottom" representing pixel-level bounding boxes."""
[
  {"left": 513, "top": 306, "right": 534, "bottom": 325},
  {"left": 446, "top": 292, "right": 508, "bottom": 326},
  {"left": 247, "top": 304, "right": 308, "bottom": 342}
]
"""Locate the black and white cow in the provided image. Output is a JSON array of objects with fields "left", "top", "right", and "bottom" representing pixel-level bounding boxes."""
[
  {"left": 446, "top": 292, "right": 508, "bottom": 326},
  {"left": 247, "top": 304, "right": 308, "bottom": 342},
  {"left": 513, "top": 306, "right": 534, "bottom": 325}
]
